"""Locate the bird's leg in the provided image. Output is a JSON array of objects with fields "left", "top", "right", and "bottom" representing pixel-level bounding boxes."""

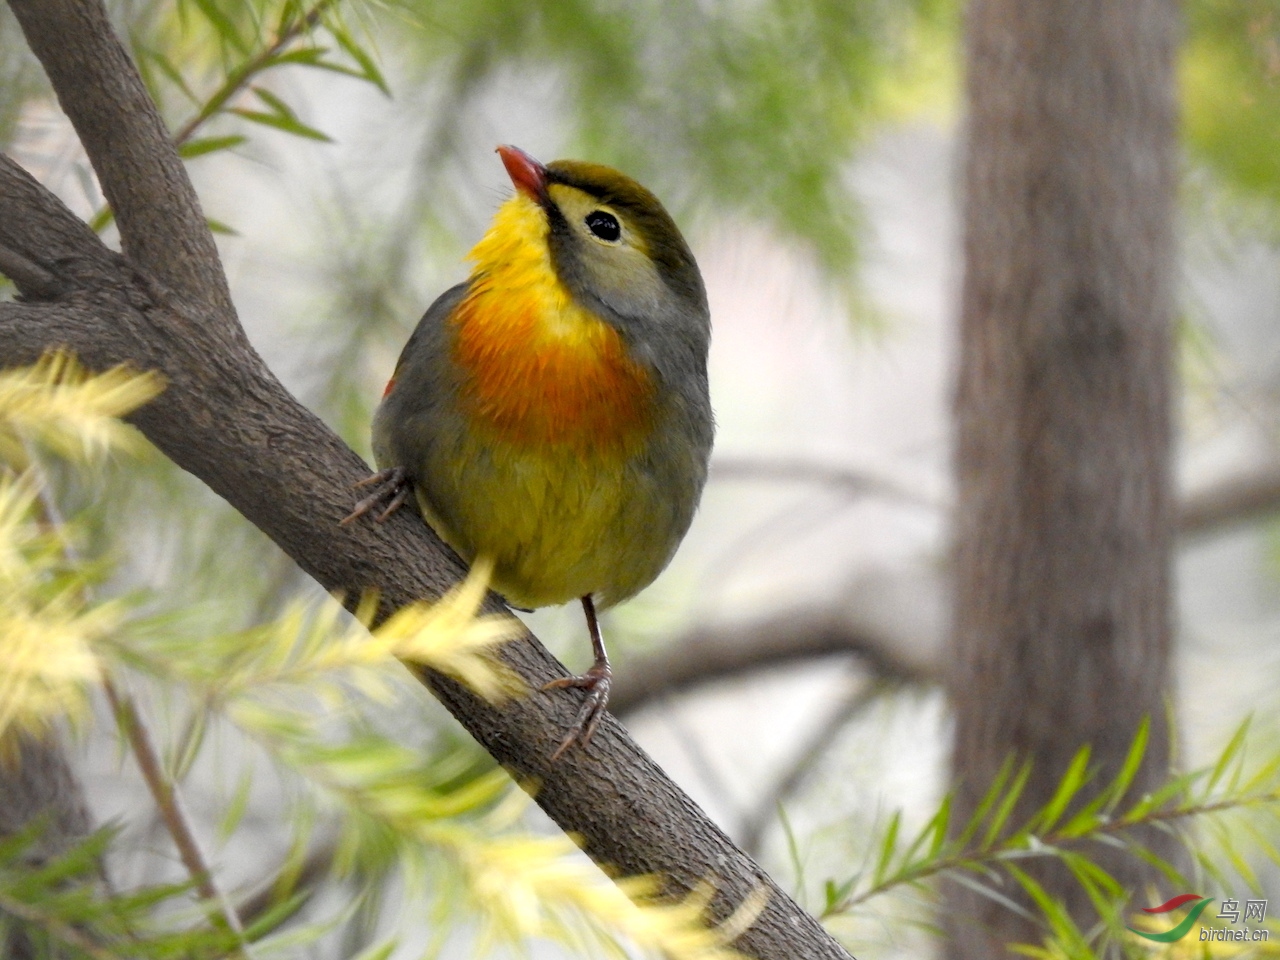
[
  {"left": 340, "top": 466, "right": 412, "bottom": 525},
  {"left": 542, "top": 595, "right": 612, "bottom": 760}
]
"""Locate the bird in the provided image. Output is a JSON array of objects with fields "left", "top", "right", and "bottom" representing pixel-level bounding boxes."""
[{"left": 345, "top": 145, "right": 713, "bottom": 758}]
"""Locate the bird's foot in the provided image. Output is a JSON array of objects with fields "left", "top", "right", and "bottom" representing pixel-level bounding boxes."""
[
  {"left": 340, "top": 467, "right": 411, "bottom": 525},
  {"left": 542, "top": 661, "right": 612, "bottom": 761}
]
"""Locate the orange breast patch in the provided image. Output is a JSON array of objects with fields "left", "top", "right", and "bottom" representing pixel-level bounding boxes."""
[{"left": 450, "top": 282, "right": 656, "bottom": 451}]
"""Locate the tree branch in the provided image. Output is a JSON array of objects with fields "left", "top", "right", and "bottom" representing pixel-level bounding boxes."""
[
  {"left": 740, "top": 675, "right": 887, "bottom": 857},
  {"left": 603, "top": 465, "right": 1280, "bottom": 715},
  {"left": 612, "top": 604, "right": 939, "bottom": 715},
  {"left": 1178, "top": 466, "right": 1280, "bottom": 537},
  {"left": 0, "top": 3, "right": 852, "bottom": 956}
]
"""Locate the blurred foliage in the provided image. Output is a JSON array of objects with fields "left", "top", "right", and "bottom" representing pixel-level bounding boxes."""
[
  {"left": 822, "top": 718, "right": 1280, "bottom": 958},
  {"left": 1185, "top": 0, "right": 1280, "bottom": 210},
  {"left": 0, "top": 354, "right": 162, "bottom": 744},
  {"left": 6, "top": 0, "right": 1280, "bottom": 269},
  {"left": 376, "top": 0, "right": 953, "bottom": 281}
]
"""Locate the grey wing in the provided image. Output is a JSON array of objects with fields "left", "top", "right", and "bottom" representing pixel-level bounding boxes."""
[{"left": 370, "top": 281, "right": 470, "bottom": 473}]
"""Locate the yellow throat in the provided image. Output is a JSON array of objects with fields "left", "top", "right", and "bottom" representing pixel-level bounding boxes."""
[{"left": 449, "top": 193, "right": 656, "bottom": 451}]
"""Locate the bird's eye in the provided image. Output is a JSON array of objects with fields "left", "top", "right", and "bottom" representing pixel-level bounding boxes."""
[{"left": 585, "top": 210, "right": 621, "bottom": 242}]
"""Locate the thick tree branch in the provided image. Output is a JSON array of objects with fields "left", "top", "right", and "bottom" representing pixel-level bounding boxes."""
[{"left": 0, "top": 4, "right": 851, "bottom": 957}]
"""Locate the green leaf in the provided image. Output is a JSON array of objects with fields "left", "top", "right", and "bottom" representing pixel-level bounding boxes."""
[
  {"left": 141, "top": 48, "right": 199, "bottom": 105},
  {"left": 349, "top": 941, "right": 398, "bottom": 960},
  {"left": 1027, "top": 745, "right": 1091, "bottom": 834},
  {"left": 170, "top": 707, "right": 208, "bottom": 781},
  {"left": 191, "top": 0, "right": 252, "bottom": 55},
  {"left": 250, "top": 85, "right": 298, "bottom": 118},
  {"left": 981, "top": 762, "right": 1032, "bottom": 849},
  {"left": 332, "top": 25, "right": 390, "bottom": 95},
  {"left": 206, "top": 218, "right": 239, "bottom": 236},
  {"left": 871, "top": 810, "right": 901, "bottom": 886},
  {"left": 898, "top": 792, "right": 952, "bottom": 868},
  {"left": 218, "top": 766, "right": 255, "bottom": 842},
  {"left": 958, "top": 755, "right": 1016, "bottom": 848},
  {"left": 267, "top": 48, "right": 329, "bottom": 67},
  {"left": 178, "top": 134, "right": 248, "bottom": 158},
  {"left": 87, "top": 206, "right": 115, "bottom": 234},
  {"left": 229, "top": 108, "right": 333, "bottom": 142},
  {"left": 1207, "top": 716, "right": 1251, "bottom": 794}
]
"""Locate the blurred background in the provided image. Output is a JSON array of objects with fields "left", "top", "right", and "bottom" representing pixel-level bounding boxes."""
[{"left": 4, "top": 0, "right": 1280, "bottom": 956}]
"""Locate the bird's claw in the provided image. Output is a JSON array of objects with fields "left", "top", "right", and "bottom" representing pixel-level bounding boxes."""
[
  {"left": 542, "top": 662, "right": 612, "bottom": 761},
  {"left": 341, "top": 467, "right": 411, "bottom": 525}
]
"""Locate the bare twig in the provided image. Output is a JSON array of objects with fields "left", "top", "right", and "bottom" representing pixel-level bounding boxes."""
[
  {"left": 740, "top": 674, "right": 889, "bottom": 857},
  {"left": 101, "top": 677, "right": 248, "bottom": 954},
  {"left": 711, "top": 456, "right": 941, "bottom": 510},
  {"left": 1178, "top": 465, "right": 1280, "bottom": 536},
  {"left": 612, "top": 590, "right": 941, "bottom": 716}
]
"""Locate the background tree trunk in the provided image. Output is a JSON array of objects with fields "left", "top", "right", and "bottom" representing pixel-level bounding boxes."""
[{"left": 946, "top": 0, "right": 1179, "bottom": 956}]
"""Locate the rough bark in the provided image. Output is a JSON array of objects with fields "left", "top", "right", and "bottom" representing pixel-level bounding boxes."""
[
  {"left": 0, "top": 2, "right": 852, "bottom": 957},
  {"left": 946, "top": 0, "right": 1179, "bottom": 956}
]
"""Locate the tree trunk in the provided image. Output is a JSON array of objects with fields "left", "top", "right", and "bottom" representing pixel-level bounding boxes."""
[{"left": 946, "top": 1, "right": 1179, "bottom": 956}]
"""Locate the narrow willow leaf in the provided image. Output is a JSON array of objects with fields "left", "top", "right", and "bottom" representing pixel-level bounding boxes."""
[
  {"left": 191, "top": 0, "right": 251, "bottom": 54},
  {"left": 898, "top": 794, "right": 952, "bottom": 869},
  {"left": 1028, "top": 745, "right": 1091, "bottom": 834},
  {"left": 218, "top": 765, "right": 256, "bottom": 843},
  {"left": 1058, "top": 851, "right": 1122, "bottom": 913},
  {"left": 229, "top": 108, "right": 333, "bottom": 142},
  {"left": 1101, "top": 716, "right": 1148, "bottom": 812},
  {"left": 958, "top": 755, "right": 1017, "bottom": 848},
  {"left": 169, "top": 708, "right": 208, "bottom": 782},
  {"left": 347, "top": 942, "right": 397, "bottom": 960},
  {"left": 949, "top": 868, "right": 1036, "bottom": 922},
  {"left": 88, "top": 206, "right": 114, "bottom": 233},
  {"left": 1239, "top": 746, "right": 1280, "bottom": 796},
  {"left": 871, "top": 810, "right": 901, "bottom": 886},
  {"left": 332, "top": 25, "right": 389, "bottom": 94},
  {"left": 179, "top": 134, "right": 247, "bottom": 158},
  {"left": 981, "top": 762, "right": 1032, "bottom": 850},
  {"left": 267, "top": 48, "right": 328, "bottom": 66},
  {"left": 1207, "top": 716, "right": 1251, "bottom": 795}
]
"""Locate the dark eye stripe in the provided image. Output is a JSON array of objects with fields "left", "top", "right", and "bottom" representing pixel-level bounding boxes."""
[{"left": 585, "top": 210, "right": 621, "bottom": 242}]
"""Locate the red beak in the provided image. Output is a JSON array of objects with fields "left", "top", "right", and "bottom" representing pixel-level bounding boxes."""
[{"left": 497, "top": 145, "right": 549, "bottom": 204}]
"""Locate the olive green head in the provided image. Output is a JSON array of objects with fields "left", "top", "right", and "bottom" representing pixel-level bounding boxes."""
[{"left": 496, "top": 145, "right": 710, "bottom": 380}]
